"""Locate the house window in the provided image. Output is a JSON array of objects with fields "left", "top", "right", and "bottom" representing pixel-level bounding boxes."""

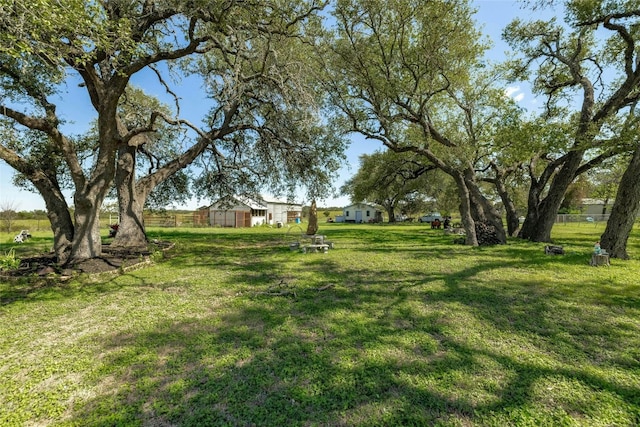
[
  {"left": 346, "top": 211, "right": 349, "bottom": 217},
  {"left": 366, "top": 210, "right": 370, "bottom": 217}
]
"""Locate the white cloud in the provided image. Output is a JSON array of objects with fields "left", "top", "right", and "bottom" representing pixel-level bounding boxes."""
[
  {"left": 504, "top": 86, "right": 525, "bottom": 102},
  {"left": 504, "top": 86, "right": 520, "bottom": 97}
]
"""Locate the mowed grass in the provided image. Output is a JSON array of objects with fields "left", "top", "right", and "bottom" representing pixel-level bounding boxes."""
[{"left": 1, "top": 222, "right": 640, "bottom": 426}]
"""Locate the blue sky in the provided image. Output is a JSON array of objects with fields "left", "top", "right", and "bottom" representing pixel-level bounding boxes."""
[{"left": 0, "top": 0, "right": 551, "bottom": 211}]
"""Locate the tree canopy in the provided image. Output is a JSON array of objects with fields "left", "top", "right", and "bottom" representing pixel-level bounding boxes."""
[
  {"left": 504, "top": 1, "right": 640, "bottom": 243},
  {"left": 320, "top": 0, "right": 512, "bottom": 244},
  {"left": 341, "top": 150, "right": 437, "bottom": 222},
  {"left": 0, "top": 0, "right": 344, "bottom": 262}
]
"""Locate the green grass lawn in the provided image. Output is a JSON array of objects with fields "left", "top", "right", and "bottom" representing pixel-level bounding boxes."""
[{"left": 1, "top": 222, "right": 640, "bottom": 426}]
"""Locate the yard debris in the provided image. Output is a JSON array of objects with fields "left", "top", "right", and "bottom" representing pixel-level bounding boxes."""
[
  {"left": 544, "top": 245, "right": 564, "bottom": 255},
  {"left": 251, "top": 280, "right": 338, "bottom": 297},
  {"left": 13, "top": 230, "right": 31, "bottom": 243},
  {"left": 452, "top": 222, "right": 501, "bottom": 245},
  {"left": 254, "top": 280, "right": 298, "bottom": 298},
  {"left": 475, "top": 221, "right": 502, "bottom": 246}
]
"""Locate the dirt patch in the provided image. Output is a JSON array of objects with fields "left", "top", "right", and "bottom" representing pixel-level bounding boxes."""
[{"left": 2, "top": 241, "right": 174, "bottom": 278}]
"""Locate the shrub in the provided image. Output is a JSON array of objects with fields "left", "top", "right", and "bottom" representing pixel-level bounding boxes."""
[{"left": 0, "top": 248, "right": 21, "bottom": 271}]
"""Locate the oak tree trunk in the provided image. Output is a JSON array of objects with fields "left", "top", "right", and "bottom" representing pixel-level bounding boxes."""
[
  {"left": 600, "top": 145, "right": 640, "bottom": 259},
  {"left": 493, "top": 175, "right": 520, "bottom": 237},
  {"left": 519, "top": 150, "right": 585, "bottom": 242},
  {"left": 29, "top": 172, "right": 74, "bottom": 263},
  {"left": 0, "top": 148, "right": 75, "bottom": 262},
  {"left": 42, "top": 190, "right": 74, "bottom": 264},
  {"left": 453, "top": 173, "right": 478, "bottom": 246},
  {"left": 388, "top": 210, "right": 396, "bottom": 222},
  {"left": 111, "top": 145, "right": 148, "bottom": 250},
  {"left": 465, "top": 171, "right": 506, "bottom": 244},
  {"left": 111, "top": 134, "right": 212, "bottom": 250},
  {"left": 384, "top": 203, "right": 397, "bottom": 222},
  {"left": 69, "top": 194, "right": 103, "bottom": 263}
]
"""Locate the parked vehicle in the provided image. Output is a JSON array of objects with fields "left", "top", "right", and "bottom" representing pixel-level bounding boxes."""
[{"left": 418, "top": 212, "right": 442, "bottom": 223}]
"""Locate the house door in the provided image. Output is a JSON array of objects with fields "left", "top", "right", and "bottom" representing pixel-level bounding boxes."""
[{"left": 355, "top": 211, "right": 363, "bottom": 223}]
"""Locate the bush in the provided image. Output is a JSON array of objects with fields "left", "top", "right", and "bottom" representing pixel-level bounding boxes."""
[{"left": 0, "top": 248, "right": 21, "bottom": 271}]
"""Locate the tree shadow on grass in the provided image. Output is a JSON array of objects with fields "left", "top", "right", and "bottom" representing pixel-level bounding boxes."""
[
  {"left": 6, "top": 227, "right": 640, "bottom": 424},
  {"left": 67, "top": 254, "right": 640, "bottom": 426},
  {"left": 69, "top": 301, "right": 477, "bottom": 425}
]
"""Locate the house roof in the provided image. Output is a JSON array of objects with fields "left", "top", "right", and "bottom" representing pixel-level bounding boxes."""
[
  {"left": 582, "top": 198, "right": 614, "bottom": 205},
  {"left": 211, "top": 195, "right": 266, "bottom": 210},
  {"left": 236, "top": 195, "right": 267, "bottom": 209},
  {"left": 260, "top": 196, "right": 302, "bottom": 207},
  {"left": 210, "top": 194, "right": 301, "bottom": 209},
  {"left": 343, "top": 203, "right": 380, "bottom": 210}
]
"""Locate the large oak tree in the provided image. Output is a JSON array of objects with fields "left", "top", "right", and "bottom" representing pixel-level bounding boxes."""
[
  {"left": 504, "top": 1, "right": 640, "bottom": 243},
  {"left": 0, "top": 0, "right": 340, "bottom": 262},
  {"left": 321, "top": 0, "right": 513, "bottom": 245}
]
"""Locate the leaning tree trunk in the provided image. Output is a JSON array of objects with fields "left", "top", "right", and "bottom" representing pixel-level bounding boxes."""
[
  {"left": 41, "top": 186, "right": 74, "bottom": 264},
  {"left": 465, "top": 171, "right": 506, "bottom": 244},
  {"left": 0, "top": 147, "right": 76, "bottom": 262},
  {"left": 24, "top": 169, "right": 74, "bottom": 262},
  {"left": 519, "top": 150, "right": 585, "bottom": 242},
  {"left": 600, "top": 144, "right": 640, "bottom": 259},
  {"left": 491, "top": 174, "right": 520, "bottom": 237},
  {"left": 453, "top": 173, "right": 478, "bottom": 246},
  {"left": 111, "top": 145, "right": 148, "bottom": 250}
]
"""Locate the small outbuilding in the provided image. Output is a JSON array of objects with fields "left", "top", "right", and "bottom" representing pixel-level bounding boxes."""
[
  {"left": 205, "top": 195, "right": 302, "bottom": 228},
  {"left": 262, "top": 196, "right": 303, "bottom": 226},
  {"left": 341, "top": 203, "right": 383, "bottom": 223},
  {"left": 208, "top": 196, "right": 267, "bottom": 227},
  {"left": 581, "top": 198, "right": 613, "bottom": 216}
]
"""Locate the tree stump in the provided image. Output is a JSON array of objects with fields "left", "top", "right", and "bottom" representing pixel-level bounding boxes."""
[
  {"left": 590, "top": 254, "right": 610, "bottom": 266},
  {"left": 306, "top": 199, "right": 319, "bottom": 236}
]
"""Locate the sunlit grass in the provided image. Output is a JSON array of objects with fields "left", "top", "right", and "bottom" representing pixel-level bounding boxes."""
[{"left": 1, "top": 222, "right": 640, "bottom": 426}]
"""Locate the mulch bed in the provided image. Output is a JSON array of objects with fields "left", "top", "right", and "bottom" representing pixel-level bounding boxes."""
[{"left": 2, "top": 241, "right": 174, "bottom": 278}]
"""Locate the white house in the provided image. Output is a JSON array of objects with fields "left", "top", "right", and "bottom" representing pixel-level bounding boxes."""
[
  {"left": 206, "top": 195, "right": 302, "bottom": 228},
  {"left": 340, "top": 203, "right": 383, "bottom": 223}
]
